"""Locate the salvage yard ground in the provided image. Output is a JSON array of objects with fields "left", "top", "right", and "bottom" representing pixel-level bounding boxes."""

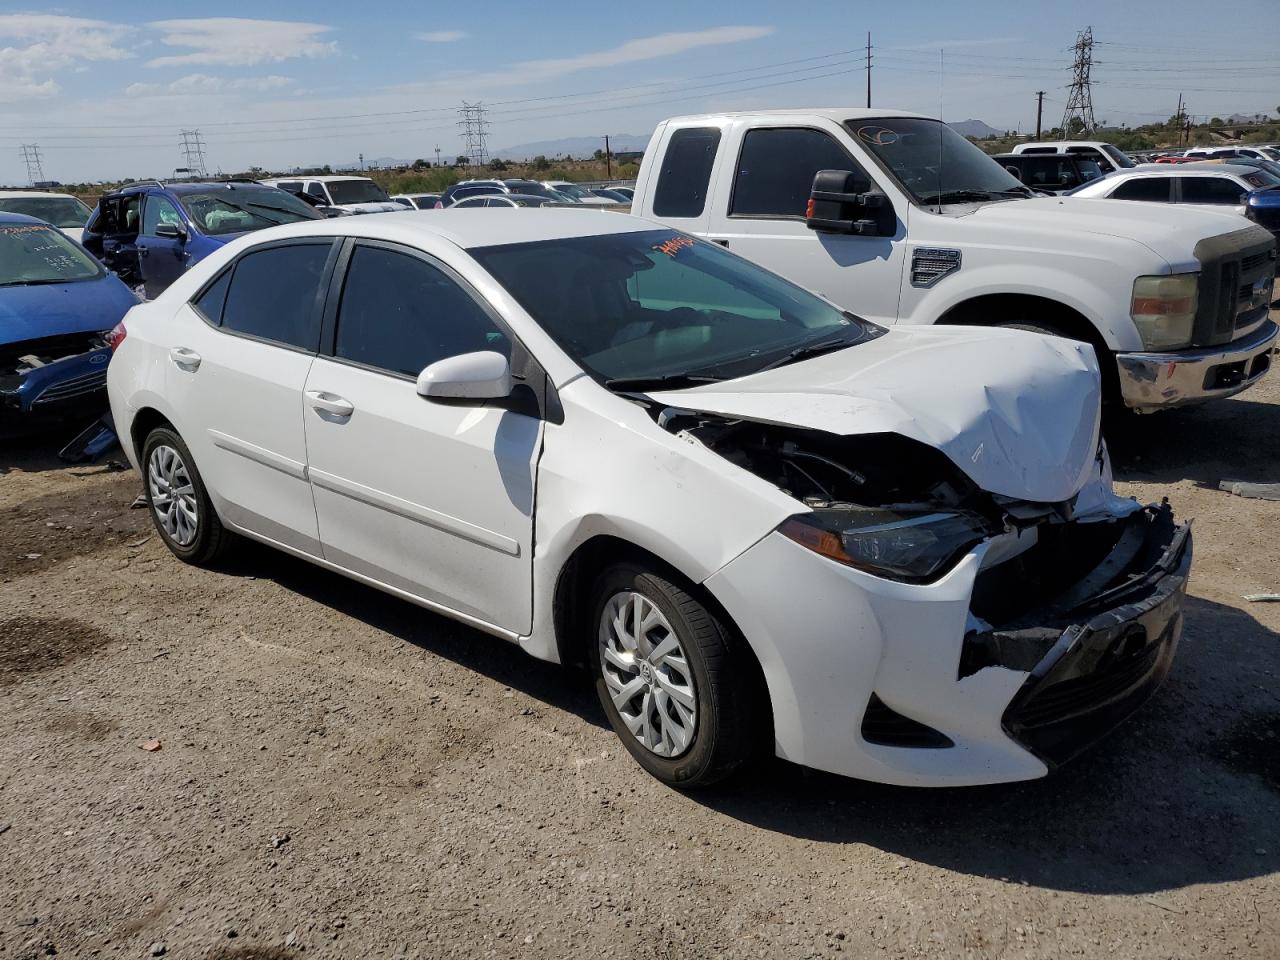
[{"left": 1, "top": 377, "right": 1278, "bottom": 959}]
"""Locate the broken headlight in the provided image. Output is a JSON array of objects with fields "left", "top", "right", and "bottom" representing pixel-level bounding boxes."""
[
  {"left": 779, "top": 507, "right": 995, "bottom": 582},
  {"left": 1131, "top": 273, "right": 1197, "bottom": 351}
]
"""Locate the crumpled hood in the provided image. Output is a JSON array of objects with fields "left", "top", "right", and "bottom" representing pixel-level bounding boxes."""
[
  {"left": 648, "top": 325, "right": 1102, "bottom": 503},
  {"left": 0, "top": 274, "right": 138, "bottom": 346},
  {"left": 339, "top": 201, "right": 405, "bottom": 214},
  {"left": 961, "top": 196, "right": 1273, "bottom": 270}
]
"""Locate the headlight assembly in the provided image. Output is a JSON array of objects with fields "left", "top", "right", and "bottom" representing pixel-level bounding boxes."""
[
  {"left": 1131, "top": 273, "right": 1198, "bottom": 351},
  {"left": 778, "top": 506, "right": 995, "bottom": 582}
]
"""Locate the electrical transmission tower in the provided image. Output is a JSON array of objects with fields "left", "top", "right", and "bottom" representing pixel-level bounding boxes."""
[
  {"left": 179, "top": 129, "right": 209, "bottom": 177},
  {"left": 1059, "top": 26, "right": 1097, "bottom": 136},
  {"left": 19, "top": 144, "right": 46, "bottom": 185},
  {"left": 457, "top": 102, "right": 490, "bottom": 168}
]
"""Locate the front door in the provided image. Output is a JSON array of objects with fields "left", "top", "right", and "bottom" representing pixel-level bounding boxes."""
[
  {"left": 137, "top": 194, "right": 189, "bottom": 299},
  {"left": 704, "top": 125, "right": 906, "bottom": 326},
  {"left": 164, "top": 239, "right": 336, "bottom": 555},
  {"left": 302, "top": 240, "right": 541, "bottom": 634}
]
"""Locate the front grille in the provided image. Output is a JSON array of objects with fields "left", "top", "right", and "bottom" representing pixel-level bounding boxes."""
[
  {"left": 1241, "top": 251, "right": 1270, "bottom": 272},
  {"left": 31, "top": 368, "right": 108, "bottom": 405},
  {"left": 0, "top": 331, "right": 105, "bottom": 372},
  {"left": 1013, "top": 639, "right": 1162, "bottom": 728}
]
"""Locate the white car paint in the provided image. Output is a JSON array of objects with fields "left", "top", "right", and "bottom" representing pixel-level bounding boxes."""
[
  {"left": 632, "top": 109, "right": 1278, "bottom": 411},
  {"left": 0, "top": 190, "right": 93, "bottom": 239},
  {"left": 258, "top": 176, "right": 403, "bottom": 214},
  {"left": 108, "top": 210, "right": 1186, "bottom": 787},
  {"left": 1069, "top": 162, "right": 1279, "bottom": 218},
  {"left": 1010, "top": 140, "right": 1136, "bottom": 173}
]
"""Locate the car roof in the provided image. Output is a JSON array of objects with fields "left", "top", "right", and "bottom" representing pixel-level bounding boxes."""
[
  {"left": 0, "top": 190, "right": 78, "bottom": 199},
  {"left": 105, "top": 181, "right": 281, "bottom": 197},
  {"left": 241, "top": 208, "right": 654, "bottom": 249},
  {"left": 262, "top": 175, "right": 374, "bottom": 183},
  {"left": 663, "top": 107, "right": 928, "bottom": 124},
  {"left": 0, "top": 212, "right": 49, "bottom": 225}
]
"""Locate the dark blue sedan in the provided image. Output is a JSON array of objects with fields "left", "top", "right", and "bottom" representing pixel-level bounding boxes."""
[{"left": 1, "top": 213, "right": 138, "bottom": 434}]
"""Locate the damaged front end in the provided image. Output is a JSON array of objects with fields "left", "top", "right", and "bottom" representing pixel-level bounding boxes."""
[
  {"left": 0, "top": 331, "right": 114, "bottom": 432},
  {"left": 661, "top": 406, "right": 1192, "bottom": 772}
]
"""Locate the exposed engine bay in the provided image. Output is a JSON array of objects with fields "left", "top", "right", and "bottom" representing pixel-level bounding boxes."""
[{"left": 0, "top": 331, "right": 110, "bottom": 382}]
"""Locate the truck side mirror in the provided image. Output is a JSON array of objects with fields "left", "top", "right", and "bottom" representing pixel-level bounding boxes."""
[{"left": 805, "top": 169, "right": 895, "bottom": 238}]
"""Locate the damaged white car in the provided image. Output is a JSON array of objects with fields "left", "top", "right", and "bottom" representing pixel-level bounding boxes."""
[{"left": 106, "top": 212, "right": 1192, "bottom": 788}]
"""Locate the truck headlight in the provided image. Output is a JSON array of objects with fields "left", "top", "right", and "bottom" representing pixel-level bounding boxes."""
[
  {"left": 779, "top": 507, "right": 995, "bottom": 582},
  {"left": 1131, "top": 273, "right": 1198, "bottom": 350}
]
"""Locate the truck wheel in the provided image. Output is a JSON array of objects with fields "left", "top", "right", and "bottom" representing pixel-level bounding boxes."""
[
  {"left": 142, "top": 425, "right": 235, "bottom": 565},
  {"left": 589, "top": 563, "right": 764, "bottom": 788}
]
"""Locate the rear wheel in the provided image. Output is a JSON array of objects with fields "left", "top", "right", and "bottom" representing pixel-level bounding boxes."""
[
  {"left": 589, "top": 563, "right": 763, "bottom": 788},
  {"left": 142, "top": 426, "right": 235, "bottom": 565}
]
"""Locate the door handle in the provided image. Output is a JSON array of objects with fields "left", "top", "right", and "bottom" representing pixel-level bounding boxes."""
[
  {"left": 137, "top": 244, "right": 149, "bottom": 257},
  {"left": 306, "top": 390, "right": 354, "bottom": 418},
  {"left": 169, "top": 347, "right": 201, "bottom": 370}
]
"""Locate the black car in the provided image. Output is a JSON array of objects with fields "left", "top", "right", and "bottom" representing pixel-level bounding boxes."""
[{"left": 994, "top": 153, "right": 1105, "bottom": 194}]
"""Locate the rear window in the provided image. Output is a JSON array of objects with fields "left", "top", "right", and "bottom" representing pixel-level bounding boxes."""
[
  {"left": 220, "top": 243, "right": 331, "bottom": 350},
  {"left": 652, "top": 127, "right": 721, "bottom": 218}
]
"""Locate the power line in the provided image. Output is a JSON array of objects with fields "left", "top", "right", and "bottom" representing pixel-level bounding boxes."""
[
  {"left": 18, "top": 144, "right": 45, "bottom": 185},
  {"left": 1061, "top": 26, "right": 1098, "bottom": 134}
]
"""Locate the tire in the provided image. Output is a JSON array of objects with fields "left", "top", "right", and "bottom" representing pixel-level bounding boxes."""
[
  {"left": 589, "top": 563, "right": 764, "bottom": 788},
  {"left": 141, "top": 425, "right": 235, "bottom": 565}
]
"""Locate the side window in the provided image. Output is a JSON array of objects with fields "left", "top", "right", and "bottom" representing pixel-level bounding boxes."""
[
  {"left": 305, "top": 182, "right": 328, "bottom": 202},
  {"left": 1180, "top": 177, "right": 1246, "bottom": 205},
  {"left": 1021, "top": 147, "right": 1057, "bottom": 155},
  {"left": 192, "top": 269, "right": 231, "bottom": 325},
  {"left": 653, "top": 126, "right": 721, "bottom": 218},
  {"left": 730, "top": 127, "right": 859, "bottom": 218},
  {"left": 1111, "top": 178, "right": 1171, "bottom": 202},
  {"left": 275, "top": 181, "right": 302, "bottom": 192},
  {"left": 141, "top": 196, "right": 182, "bottom": 236},
  {"left": 221, "top": 243, "right": 331, "bottom": 350},
  {"left": 334, "top": 245, "right": 510, "bottom": 377}
]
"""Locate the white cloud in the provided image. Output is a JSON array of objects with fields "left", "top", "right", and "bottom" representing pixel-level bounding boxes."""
[
  {"left": 146, "top": 18, "right": 336, "bottom": 68},
  {"left": 126, "top": 73, "right": 296, "bottom": 97},
  {"left": 416, "top": 31, "right": 467, "bottom": 43},
  {"left": 0, "top": 14, "right": 132, "bottom": 102},
  {"left": 459, "top": 25, "right": 773, "bottom": 89}
]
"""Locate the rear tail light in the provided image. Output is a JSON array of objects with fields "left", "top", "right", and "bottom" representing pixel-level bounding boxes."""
[{"left": 107, "top": 322, "right": 127, "bottom": 352}]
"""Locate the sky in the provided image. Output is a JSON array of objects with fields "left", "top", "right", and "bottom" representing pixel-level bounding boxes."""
[{"left": 1, "top": 1, "right": 1277, "bottom": 184}]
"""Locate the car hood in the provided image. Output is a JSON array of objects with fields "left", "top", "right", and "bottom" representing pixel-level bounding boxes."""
[
  {"left": 647, "top": 325, "right": 1102, "bottom": 504},
  {"left": 337, "top": 201, "right": 405, "bottom": 213},
  {"left": 963, "top": 195, "right": 1273, "bottom": 269},
  {"left": 0, "top": 274, "right": 138, "bottom": 346}
]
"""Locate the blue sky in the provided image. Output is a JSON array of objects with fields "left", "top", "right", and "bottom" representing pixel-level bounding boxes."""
[{"left": 1, "top": 1, "right": 1277, "bottom": 183}]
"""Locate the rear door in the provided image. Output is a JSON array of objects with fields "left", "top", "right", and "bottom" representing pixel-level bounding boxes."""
[
  {"left": 1176, "top": 176, "right": 1248, "bottom": 214},
  {"left": 704, "top": 124, "right": 905, "bottom": 326},
  {"left": 302, "top": 239, "right": 541, "bottom": 634},
  {"left": 137, "top": 194, "right": 188, "bottom": 299},
  {"left": 165, "top": 238, "right": 337, "bottom": 555}
]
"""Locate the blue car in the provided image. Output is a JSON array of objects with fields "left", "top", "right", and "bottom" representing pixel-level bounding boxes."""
[
  {"left": 82, "top": 180, "right": 321, "bottom": 299},
  {"left": 1, "top": 214, "right": 138, "bottom": 435},
  {"left": 1246, "top": 185, "right": 1280, "bottom": 247}
]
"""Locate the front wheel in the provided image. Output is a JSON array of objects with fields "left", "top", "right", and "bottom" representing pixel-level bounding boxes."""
[
  {"left": 589, "top": 563, "right": 764, "bottom": 788},
  {"left": 142, "top": 425, "right": 235, "bottom": 565}
]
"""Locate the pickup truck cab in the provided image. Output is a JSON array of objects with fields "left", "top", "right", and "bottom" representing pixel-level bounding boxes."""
[
  {"left": 1011, "top": 140, "right": 1137, "bottom": 174},
  {"left": 632, "top": 109, "right": 1278, "bottom": 412},
  {"left": 994, "top": 153, "right": 1104, "bottom": 194},
  {"left": 258, "top": 176, "right": 403, "bottom": 214}
]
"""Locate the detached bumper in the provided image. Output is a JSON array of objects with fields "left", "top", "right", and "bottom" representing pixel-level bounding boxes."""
[{"left": 1115, "top": 320, "right": 1276, "bottom": 412}]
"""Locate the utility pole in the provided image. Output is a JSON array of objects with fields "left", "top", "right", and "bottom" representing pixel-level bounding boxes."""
[
  {"left": 457, "top": 102, "right": 491, "bottom": 170},
  {"left": 434, "top": 145, "right": 441, "bottom": 168},
  {"left": 1059, "top": 26, "right": 1097, "bottom": 136},
  {"left": 179, "top": 129, "right": 208, "bottom": 178},
  {"left": 1175, "top": 92, "right": 1185, "bottom": 145},
  {"left": 603, "top": 135, "right": 612, "bottom": 178},
  {"left": 358, "top": 152, "right": 364, "bottom": 171},
  {"left": 865, "top": 32, "right": 873, "bottom": 108},
  {"left": 18, "top": 144, "right": 45, "bottom": 185},
  {"left": 1034, "top": 91, "right": 1045, "bottom": 139}
]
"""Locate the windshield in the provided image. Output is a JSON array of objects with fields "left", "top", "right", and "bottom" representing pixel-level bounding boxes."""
[
  {"left": 1245, "top": 169, "right": 1280, "bottom": 189},
  {"left": 1102, "top": 144, "right": 1136, "bottom": 168},
  {"left": 551, "top": 183, "right": 591, "bottom": 200},
  {"left": 179, "top": 188, "right": 321, "bottom": 236},
  {"left": 0, "top": 196, "right": 92, "bottom": 228},
  {"left": 471, "top": 229, "right": 882, "bottom": 384},
  {"left": 326, "top": 179, "right": 391, "bottom": 204},
  {"left": 845, "top": 118, "right": 1027, "bottom": 205},
  {"left": 504, "top": 181, "right": 561, "bottom": 199},
  {"left": 0, "top": 223, "right": 102, "bottom": 285}
]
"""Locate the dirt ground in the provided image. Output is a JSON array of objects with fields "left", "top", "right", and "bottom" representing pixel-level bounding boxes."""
[{"left": 1, "top": 375, "right": 1278, "bottom": 960}]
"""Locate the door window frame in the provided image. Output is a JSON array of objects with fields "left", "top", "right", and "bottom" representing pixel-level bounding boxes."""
[
  {"left": 1174, "top": 175, "right": 1246, "bottom": 205},
  {"left": 726, "top": 125, "right": 867, "bottom": 222},
  {"left": 141, "top": 194, "right": 184, "bottom": 236}
]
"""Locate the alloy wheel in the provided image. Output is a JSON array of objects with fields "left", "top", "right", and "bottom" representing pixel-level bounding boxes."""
[
  {"left": 597, "top": 590, "right": 698, "bottom": 757},
  {"left": 147, "top": 444, "right": 199, "bottom": 547}
]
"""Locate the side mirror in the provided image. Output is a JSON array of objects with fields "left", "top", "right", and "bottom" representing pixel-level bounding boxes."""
[
  {"left": 416, "top": 350, "right": 512, "bottom": 401},
  {"left": 805, "top": 169, "right": 895, "bottom": 237},
  {"left": 154, "top": 222, "right": 187, "bottom": 241}
]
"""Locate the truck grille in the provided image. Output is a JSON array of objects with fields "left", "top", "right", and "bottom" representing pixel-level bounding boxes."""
[{"left": 1192, "top": 228, "right": 1277, "bottom": 346}]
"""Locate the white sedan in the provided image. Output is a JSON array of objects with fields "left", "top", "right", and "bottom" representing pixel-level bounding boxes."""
[
  {"left": 106, "top": 211, "right": 1191, "bottom": 788},
  {"left": 1069, "top": 162, "right": 1280, "bottom": 216}
]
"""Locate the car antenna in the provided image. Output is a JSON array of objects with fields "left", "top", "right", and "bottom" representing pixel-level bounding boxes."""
[{"left": 935, "top": 47, "right": 944, "bottom": 214}]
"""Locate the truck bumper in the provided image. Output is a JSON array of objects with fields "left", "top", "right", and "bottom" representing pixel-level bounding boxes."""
[{"left": 1115, "top": 319, "right": 1277, "bottom": 412}]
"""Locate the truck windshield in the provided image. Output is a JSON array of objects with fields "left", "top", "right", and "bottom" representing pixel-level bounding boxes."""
[
  {"left": 1103, "top": 144, "right": 1137, "bottom": 169},
  {"left": 179, "top": 189, "right": 321, "bottom": 236},
  {"left": 0, "top": 223, "right": 102, "bottom": 285},
  {"left": 846, "top": 118, "right": 1028, "bottom": 205},
  {"left": 326, "top": 179, "right": 391, "bottom": 204},
  {"left": 471, "top": 229, "right": 882, "bottom": 386}
]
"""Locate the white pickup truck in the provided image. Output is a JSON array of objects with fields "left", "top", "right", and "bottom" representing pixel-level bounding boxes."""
[{"left": 632, "top": 109, "right": 1278, "bottom": 411}]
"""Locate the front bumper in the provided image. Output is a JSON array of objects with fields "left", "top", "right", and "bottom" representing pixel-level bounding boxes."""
[
  {"left": 1115, "top": 319, "right": 1276, "bottom": 412},
  {"left": 0, "top": 348, "right": 112, "bottom": 434},
  {"left": 704, "top": 504, "right": 1190, "bottom": 787}
]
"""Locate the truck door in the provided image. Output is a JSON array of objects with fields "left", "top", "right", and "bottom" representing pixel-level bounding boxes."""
[
  {"left": 136, "top": 194, "right": 189, "bottom": 300},
  {"left": 703, "top": 124, "right": 906, "bottom": 327}
]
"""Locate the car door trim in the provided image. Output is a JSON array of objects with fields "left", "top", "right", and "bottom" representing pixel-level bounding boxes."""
[
  {"left": 208, "top": 428, "right": 308, "bottom": 480},
  {"left": 307, "top": 465, "right": 520, "bottom": 556}
]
